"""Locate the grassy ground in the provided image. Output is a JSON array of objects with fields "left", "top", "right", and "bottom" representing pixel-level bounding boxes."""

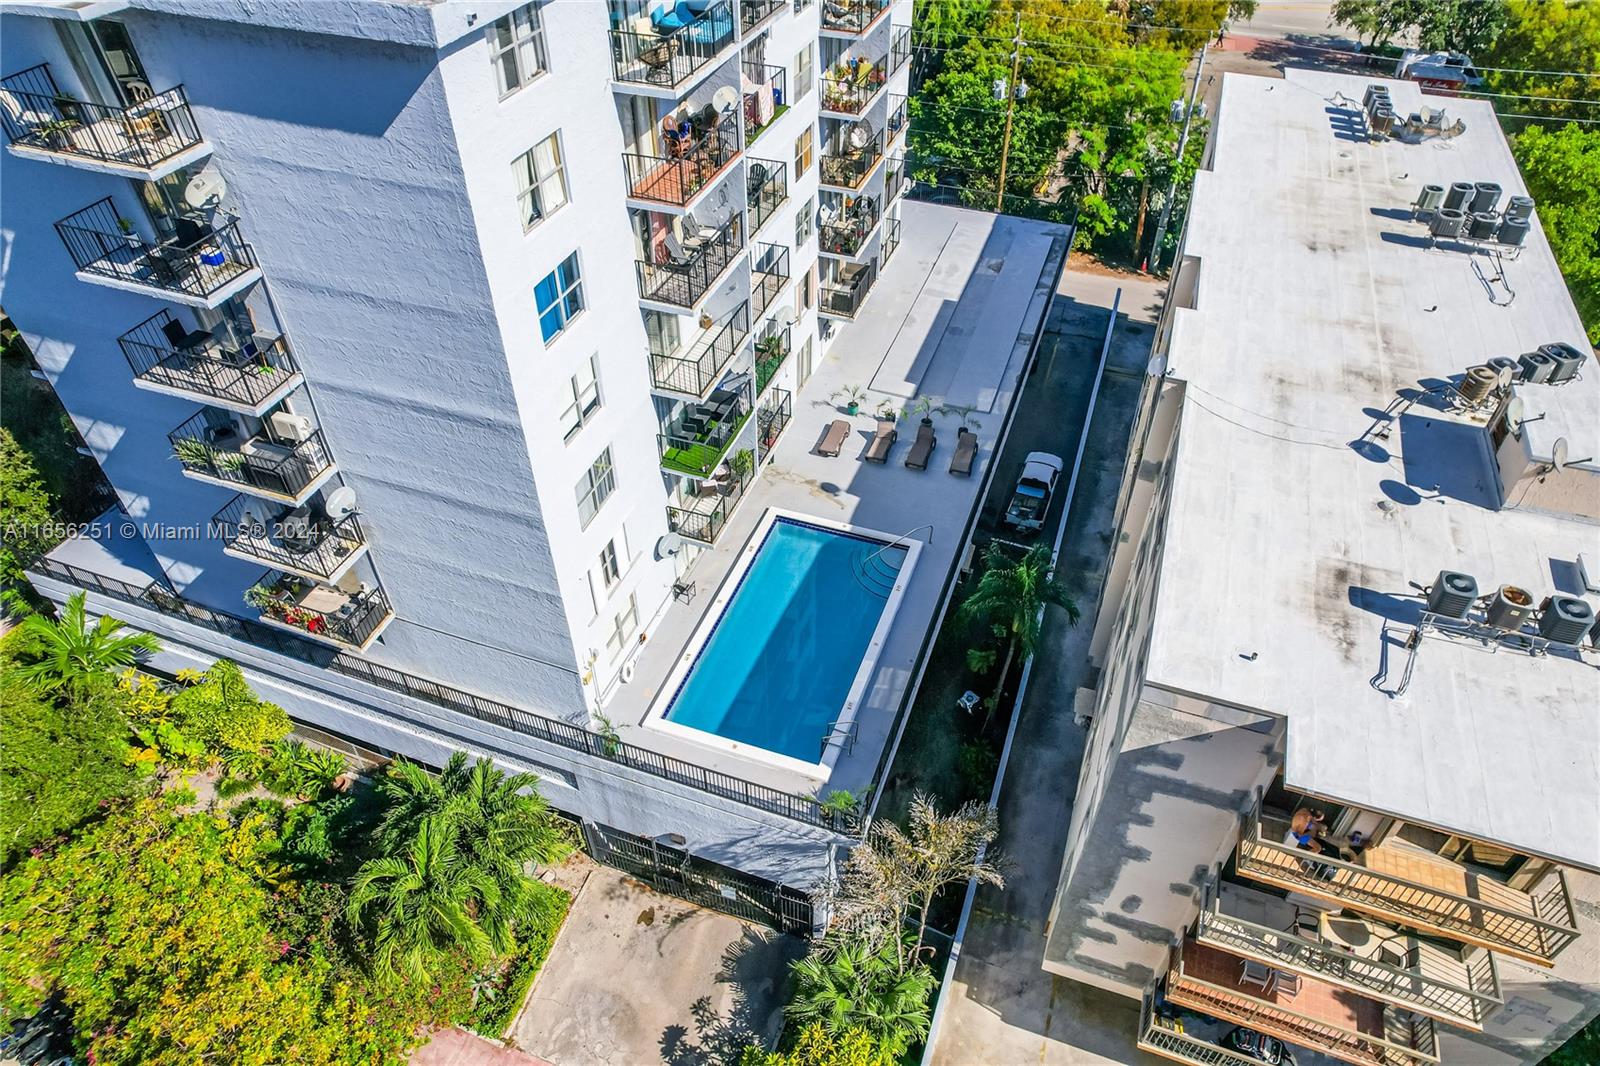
[{"left": 2, "top": 329, "right": 111, "bottom": 524}]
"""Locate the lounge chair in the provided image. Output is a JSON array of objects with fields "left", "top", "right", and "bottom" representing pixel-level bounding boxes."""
[
  {"left": 863, "top": 419, "right": 897, "bottom": 463},
  {"left": 949, "top": 428, "right": 978, "bottom": 476},
  {"left": 816, "top": 418, "right": 850, "bottom": 457},
  {"left": 904, "top": 423, "right": 935, "bottom": 470}
]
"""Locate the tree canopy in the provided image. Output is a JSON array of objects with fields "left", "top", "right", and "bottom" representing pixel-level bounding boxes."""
[{"left": 1512, "top": 122, "right": 1600, "bottom": 342}]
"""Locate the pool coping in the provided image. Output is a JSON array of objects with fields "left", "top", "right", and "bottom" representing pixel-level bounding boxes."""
[{"left": 641, "top": 506, "right": 924, "bottom": 784}]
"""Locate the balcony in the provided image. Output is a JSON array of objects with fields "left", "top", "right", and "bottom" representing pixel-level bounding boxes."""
[
  {"left": 0, "top": 64, "right": 209, "bottom": 178},
  {"left": 821, "top": 0, "right": 890, "bottom": 36},
  {"left": 821, "top": 56, "right": 888, "bottom": 116},
  {"left": 212, "top": 493, "right": 368, "bottom": 584},
  {"left": 752, "top": 243, "right": 791, "bottom": 318},
  {"left": 740, "top": 0, "right": 786, "bottom": 33},
  {"left": 820, "top": 259, "right": 876, "bottom": 320},
  {"left": 168, "top": 410, "right": 335, "bottom": 505},
  {"left": 886, "top": 93, "right": 907, "bottom": 147},
  {"left": 882, "top": 215, "right": 901, "bottom": 264},
  {"left": 651, "top": 302, "right": 751, "bottom": 399},
  {"left": 820, "top": 128, "right": 884, "bottom": 190},
  {"left": 667, "top": 462, "right": 753, "bottom": 545},
  {"left": 758, "top": 388, "right": 792, "bottom": 459},
  {"left": 885, "top": 153, "right": 907, "bottom": 205},
  {"left": 636, "top": 214, "right": 745, "bottom": 309},
  {"left": 755, "top": 328, "right": 790, "bottom": 392},
  {"left": 54, "top": 198, "right": 260, "bottom": 308},
  {"left": 610, "top": 1, "right": 737, "bottom": 92},
  {"left": 743, "top": 62, "right": 788, "bottom": 145},
  {"left": 1236, "top": 808, "right": 1580, "bottom": 966},
  {"left": 247, "top": 572, "right": 394, "bottom": 652},
  {"left": 1139, "top": 988, "right": 1294, "bottom": 1066},
  {"left": 118, "top": 309, "right": 301, "bottom": 415},
  {"left": 747, "top": 157, "right": 789, "bottom": 235},
  {"left": 1165, "top": 938, "right": 1440, "bottom": 1066},
  {"left": 659, "top": 380, "right": 755, "bottom": 478},
  {"left": 1196, "top": 880, "right": 1501, "bottom": 1030},
  {"left": 891, "top": 24, "right": 911, "bottom": 74},
  {"left": 820, "top": 195, "right": 881, "bottom": 257},
  {"left": 625, "top": 124, "right": 739, "bottom": 208}
]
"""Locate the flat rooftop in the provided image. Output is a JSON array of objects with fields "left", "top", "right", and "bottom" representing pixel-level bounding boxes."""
[
  {"left": 1149, "top": 70, "right": 1600, "bottom": 869},
  {"left": 605, "top": 200, "right": 1069, "bottom": 799}
]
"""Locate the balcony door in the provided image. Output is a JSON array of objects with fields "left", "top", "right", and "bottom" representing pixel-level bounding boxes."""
[{"left": 55, "top": 19, "right": 150, "bottom": 107}]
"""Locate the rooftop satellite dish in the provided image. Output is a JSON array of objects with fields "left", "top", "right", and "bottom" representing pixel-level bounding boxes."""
[
  {"left": 655, "top": 533, "right": 685, "bottom": 560},
  {"left": 847, "top": 120, "right": 872, "bottom": 150},
  {"left": 324, "top": 485, "right": 359, "bottom": 521},
  {"left": 183, "top": 165, "right": 228, "bottom": 211},
  {"left": 711, "top": 85, "right": 740, "bottom": 116},
  {"left": 1503, "top": 395, "right": 1525, "bottom": 434},
  {"left": 776, "top": 304, "right": 798, "bottom": 328},
  {"left": 1552, "top": 437, "right": 1569, "bottom": 471}
]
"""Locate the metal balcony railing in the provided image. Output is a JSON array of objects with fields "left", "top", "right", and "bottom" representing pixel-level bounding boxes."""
[
  {"left": 611, "top": 1, "right": 736, "bottom": 87},
  {"left": 54, "top": 198, "right": 257, "bottom": 300},
  {"left": 820, "top": 195, "right": 880, "bottom": 256},
  {"left": 821, "top": 259, "right": 877, "bottom": 318},
  {"left": 625, "top": 123, "right": 739, "bottom": 206},
  {"left": 742, "top": 62, "right": 788, "bottom": 145},
  {"left": 747, "top": 156, "right": 788, "bottom": 234},
  {"left": 886, "top": 93, "right": 907, "bottom": 145},
  {"left": 651, "top": 301, "right": 751, "bottom": 397},
  {"left": 752, "top": 242, "right": 790, "bottom": 318},
  {"left": 1138, "top": 988, "right": 1267, "bottom": 1066},
  {"left": 755, "top": 327, "right": 790, "bottom": 392},
  {"left": 0, "top": 63, "right": 204, "bottom": 170},
  {"left": 758, "top": 388, "right": 792, "bottom": 457},
  {"left": 118, "top": 309, "right": 299, "bottom": 409},
  {"left": 740, "top": 0, "right": 785, "bottom": 33},
  {"left": 882, "top": 215, "right": 901, "bottom": 264},
  {"left": 246, "top": 572, "right": 393, "bottom": 650},
  {"left": 637, "top": 214, "right": 745, "bottom": 308},
  {"left": 821, "top": 60, "right": 887, "bottom": 115},
  {"left": 885, "top": 153, "right": 906, "bottom": 204},
  {"left": 212, "top": 495, "right": 367, "bottom": 582},
  {"left": 659, "top": 380, "right": 755, "bottom": 478},
  {"left": 820, "top": 128, "right": 883, "bottom": 189},
  {"left": 1236, "top": 807, "right": 1580, "bottom": 965},
  {"left": 667, "top": 462, "right": 753, "bottom": 545},
  {"left": 821, "top": 0, "right": 890, "bottom": 34},
  {"left": 168, "top": 411, "right": 334, "bottom": 499},
  {"left": 890, "top": 24, "right": 911, "bottom": 73}
]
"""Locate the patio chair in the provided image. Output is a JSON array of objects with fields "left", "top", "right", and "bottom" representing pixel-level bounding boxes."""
[
  {"left": 903, "top": 422, "right": 935, "bottom": 470},
  {"left": 161, "top": 317, "right": 215, "bottom": 353},
  {"left": 815, "top": 418, "right": 850, "bottom": 457},
  {"left": 862, "top": 419, "right": 896, "bottom": 463},
  {"left": 1269, "top": 970, "right": 1301, "bottom": 998},
  {"left": 949, "top": 427, "right": 977, "bottom": 475},
  {"left": 1239, "top": 958, "right": 1273, "bottom": 993}
]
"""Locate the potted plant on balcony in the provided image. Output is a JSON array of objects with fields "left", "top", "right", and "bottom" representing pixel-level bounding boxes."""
[
  {"left": 171, "top": 437, "right": 214, "bottom": 470},
  {"left": 730, "top": 448, "right": 754, "bottom": 481},
  {"left": 34, "top": 117, "right": 79, "bottom": 151},
  {"left": 116, "top": 217, "right": 141, "bottom": 249},
  {"left": 832, "top": 384, "right": 867, "bottom": 415}
]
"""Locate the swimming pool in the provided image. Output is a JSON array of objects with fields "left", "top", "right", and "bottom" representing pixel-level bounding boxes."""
[{"left": 651, "top": 511, "right": 921, "bottom": 773}]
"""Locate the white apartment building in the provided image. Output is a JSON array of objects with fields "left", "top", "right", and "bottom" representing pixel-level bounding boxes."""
[
  {"left": 1044, "top": 69, "right": 1600, "bottom": 1065},
  {"left": 0, "top": 0, "right": 921, "bottom": 914}
]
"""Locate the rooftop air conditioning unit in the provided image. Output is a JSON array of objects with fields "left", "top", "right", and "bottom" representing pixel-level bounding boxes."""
[
  {"left": 1467, "top": 211, "right": 1500, "bottom": 240},
  {"left": 1470, "top": 182, "right": 1502, "bottom": 214},
  {"left": 1425, "top": 571, "right": 1478, "bottom": 619},
  {"left": 1504, "top": 195, "right": 1535, "bottom": 223},
  {"left": 1458, "top": 366, "right": 1498, "bottom": 405},
  {"left": 1415, "top": 184, "right": 1445, "bottom": 214},
  {"left": 1496, "top": 216, "right": 1530, "bottom": 247},
  {"left": 1538, "top": 595, "right": 1595, "bottom": 645},
  {"left": 1487, "top": 356, "right": 1520, "bottom": 382},
  {"left": 268, "top": 411, "right": 314, "bottom": 442},
  {"left": 1486, "top": 584, "right": 1536, "bottom": 631},
  {"left": 1518, "top": 350, "right": 1556, "bottom": 384},
  {"left": 1443, "top": 182, "right": 1475, "bottom": 212},
  {"left": 1430, "top": 208, "right": 1466, "bottom": 239},
  {"left": 1540, "top": 342, "right": 1587, "bottom": 385}
]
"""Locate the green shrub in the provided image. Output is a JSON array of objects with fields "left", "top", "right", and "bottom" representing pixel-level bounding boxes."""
[
  {"left": 957, "top": 742, "right": 999, "bottom": 799},
  {"left": 464, "top": 879, "right": 571, "bottom": 1037},
  {"left": 741, "top": 1023, "right": 893, "bottom": 1066},
  {"left": 170, "top": 660, "right": 290, "bottom": 758}
]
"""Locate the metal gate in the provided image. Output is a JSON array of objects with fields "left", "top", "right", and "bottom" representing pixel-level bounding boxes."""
[{"left": 581, "top": 821, "right": 815, "bottom": 936}]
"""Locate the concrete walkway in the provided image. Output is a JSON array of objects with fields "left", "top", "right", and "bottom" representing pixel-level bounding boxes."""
[
  {"left": 411, "top": 1028, "right": 554, "bottom": 1066},
  {"left": 930, "top": 267, "right": 1170, "bottom": 1066}
]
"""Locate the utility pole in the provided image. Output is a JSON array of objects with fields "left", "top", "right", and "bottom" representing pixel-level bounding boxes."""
[
  {"left": 994, "top": 11, "right": 1023, "bottom": 213},
  {"left": 1146, "top": 44, "right": 1206, "bottom": 274}
]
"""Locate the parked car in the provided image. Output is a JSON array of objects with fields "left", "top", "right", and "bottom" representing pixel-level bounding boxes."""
[
  {"left": 1223, "top": 1026, "right": 1296, "bottom": 1066},
  {"left": 1002, "top": 451, "right": 1064, "bottom": 532}
]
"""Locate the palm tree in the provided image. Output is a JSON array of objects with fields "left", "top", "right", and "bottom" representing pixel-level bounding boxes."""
[
  {"left": 787, "top": 939, "right": 936, "bottom": 1057},
  {"left": 957, "top": 543, "right": 1078, "bottom": 726},
  {"left": 346, "top": 816, "right": 495, "bottom": 984},
  {"left": 15, "top": 592, "right": 160, "bottom": 694}
]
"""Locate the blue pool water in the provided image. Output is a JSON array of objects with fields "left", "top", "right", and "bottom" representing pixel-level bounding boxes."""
[{"left": 664, "top": 518, "right": 908, "bottom": 762}]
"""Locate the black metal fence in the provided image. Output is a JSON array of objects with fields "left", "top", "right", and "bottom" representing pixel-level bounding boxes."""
[
  {"left": 212, "top": 494, "right": 366, "bottom": 581},
  {"left": 739, "top": 0, "right": 786, "bottom": 34},
  {"left": 610, "top": 1, "right": 736, "bottom": 87},
  {"left": 54, "top": 197, "right": 257, "bottom": 300},
  {"left": 820, "top": 194, "right": 880, "bottom": 256},
  {"left": 168, "top": 409, "right": 333, "bottom": 498},
  {"left": 0, "top": 63, "right": 203, "bottom": 169},
  {"left": 742, "top": 62, "right": 788, "bottom": 145},
  {"left": 119, "top": 309, "right": 299, "bottom": 409},
  {"left": 624, "top": 124, "right": 739, "bottom": 207},
  {"left": 758, "top": 388, "right": 793, "bottom": 459},
  {"left": 820, "top": 129, "right": 883, "bottom": 189},
  {"left": 650, "top": 300, "right": 750, "bottom": 397},
  {"left": 820, "top": 0, "right": 889, "bottom": 34},
  {"left": 747, "top": 156, "right": 788, "bottom": 234},
  {"left": 637, "top": 214, "right": 745, "bottom": 308},
  {"left": 666, "top": 462, "right": 753, "bottom": 546},
  {"left": 752, "top": 242, "right": 791, "bottom": 318},
  {"left": 821, "top": 259, "right": 877, "bottom": 318}
]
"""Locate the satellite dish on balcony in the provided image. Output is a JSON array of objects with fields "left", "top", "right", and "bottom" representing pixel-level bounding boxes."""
[
  {"left": 712, "top": 85, "right": 740, "bottom": 117},
  {"left": 183, "top": 165, "right": 228, "bottom": 211},
  {"left": 324, "top": 485, "right": 359, "bottom": 521},
  {"left": 847, "top": 120, "right": 872, "bottom": 150},
  {"left": 776, "top": 304, "right": 798, "bottom": 327},
  {"left": 1503, "top": 396, "right": 1525, "bottom": 434},
  {"left": 656, "top": 533, "right": 686, "bottom": 560}
]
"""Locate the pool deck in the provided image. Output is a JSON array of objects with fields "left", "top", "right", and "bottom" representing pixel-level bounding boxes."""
[{"left": 603, "top": 200, "right": 1072, "bottom": 800}]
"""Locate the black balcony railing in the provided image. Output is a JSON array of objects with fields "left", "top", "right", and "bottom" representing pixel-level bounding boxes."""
[
  {"left": 0, "top": 63, "right": 204, "bottom": 170},
  {"left": 822, "top": 260, "right": 877, "bottom": 318},
  {"left": 742, "top": 62, "right": 788, "bottom": 144},
  {"left": 890, "top": 24, "right": 911, "bottom": 73},
  {"left": 752, "top": 242, "right": 791, "bottom": 318},
  {"left": 821, "top": 0, "right": 890, "bottom": 34},
  {"left": 118, "top": 309, "right": 299, "bottom": 409},
  {"left": 885, "top": 153, "right": 906, "bottom": 204},
  {"left": 652, "top": 301, "right": 751, "bottom": 397},
  {"left": 667, "top": 462, "right": 753, "bottom": 545},
  {"left": 747, "top": 156, "right": 788, "bottom": 234},
  {"left": 637, "top": 213, "right": 744, "bottom": 307},
  {"left": 758, "top": 388, "right": 793, "bottom": 457},
  {"left": 28, "top": 555, "right": 858, "bottom": 833},
  {"left": 820, "top": 129, "right": 883, "bottom": 189},
  {"left": 168, "top": 410, "right": 334, "bottom": 499},
  {"left": 883, "top": 215, "right": 901, "bottom": 264},
  {"left": 611, "top": 1, "right": 736, "bottom": 87},
  {"left": 660, "top": 380, "right": 755, "bottom": 478},
  {"left": 740, "top": 0, "right": 785, "bottom": 33},
  {"left": 625, "top": 123, "right": 739, "bottom": 207},
  {"left": 213, "top": 494, "right": 367, "bottom": 582},
  {"left": 245, "top": 571, "right": 392, "bottom": 649},
  {"left": 820, "top": 195, "right": 880, "bottom": 256},
  {"left": 755, "top": 327, "right": 791, "bottom": 392},
  {"left": 886, "top": 93, "right": 907, "bottom": 145},
  {"left": 54, "top": 198, "right": 257, "bottom": 300},
  {"left": 821, "top": 60, "right": 888, "bottom": 114}
]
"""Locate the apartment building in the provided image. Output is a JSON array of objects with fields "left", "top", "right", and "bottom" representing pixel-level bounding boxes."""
[
  {"left": 1044, "top": 70, "right": 1600, "bottom": 1065},
  {"left": 0, "top": 0, "right": 919, "bottom": 910}
]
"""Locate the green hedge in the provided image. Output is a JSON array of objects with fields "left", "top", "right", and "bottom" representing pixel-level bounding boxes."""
[{"left": 466, "top": 878, "right": 572, "bottom": 1037}]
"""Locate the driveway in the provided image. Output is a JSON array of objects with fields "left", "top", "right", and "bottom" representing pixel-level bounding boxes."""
[{"left": 509, "top": 864, "right": 804, "bottom": 1066}]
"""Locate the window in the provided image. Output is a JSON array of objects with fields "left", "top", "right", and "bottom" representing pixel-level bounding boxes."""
[
  {"left": 598, "top": 539, "right": 621, "bottom": 589},
  {"left": 796, "top": 195, "right": 814, "bottom": 245},
  {"left": 793, "top": 0, "right": 813, "bottom": 11},
  {"left": 801, "top": 261, "right": 815, "bottom": 311},
  {"left": 513, "top": 133, "right": 568, "bottom": 229},
  {"left": 794, "top": 43, "right": 814, "bottom": 99},
  {"left": 575, "top": 446, "right": 615, "bottom": 527},
  {"left": 488, "top": 2, "right": 549, "bottom": 96},
  {"left": 605, "top": 594, "right": 640, "bottom": 661},
  {"left": 794, "top": 125, "right": 813, "bottom": 178},
  {"left": 536, "top": 253, "right": 584, "bottom": 343},
  {"left": 644, "top": 310, "right": 680, "bottom": 356},
  {"left": 560, "top": 354, "right": 602, "bottom": 441}
]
